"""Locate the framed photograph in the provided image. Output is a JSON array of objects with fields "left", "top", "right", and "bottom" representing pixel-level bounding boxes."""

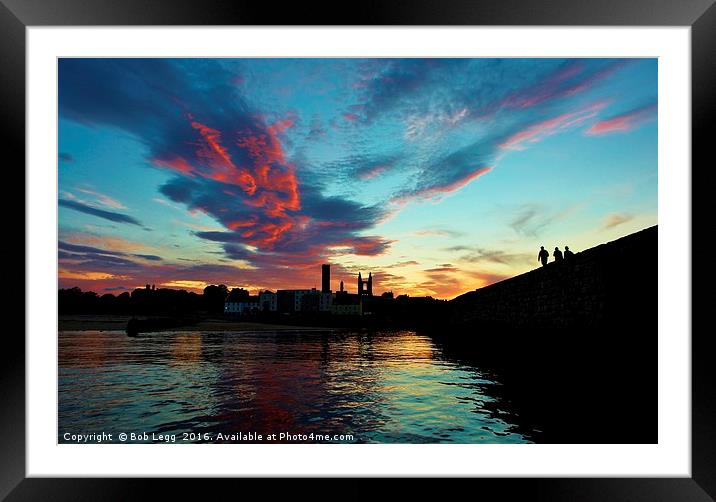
[{"left": 4, "top": 0, "right": 713, "bottom": 497}]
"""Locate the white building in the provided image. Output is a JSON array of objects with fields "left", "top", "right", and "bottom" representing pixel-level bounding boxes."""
[{"left": 224, "top": 296, "right": 260, "bottom": 315}]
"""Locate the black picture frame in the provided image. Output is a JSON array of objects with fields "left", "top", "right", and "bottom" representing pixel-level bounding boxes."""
[{"left": 2, "top": 0, "right": 712, "bottom": 497}]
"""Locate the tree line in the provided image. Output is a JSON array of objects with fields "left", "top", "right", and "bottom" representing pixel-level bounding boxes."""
[{"left": 58, "top": 284, "right": 230, "bottom": 315}]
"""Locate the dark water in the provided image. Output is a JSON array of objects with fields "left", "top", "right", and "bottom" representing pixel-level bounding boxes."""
[{"left": 58, "top": 330, "right": 536, "bottom": 443}]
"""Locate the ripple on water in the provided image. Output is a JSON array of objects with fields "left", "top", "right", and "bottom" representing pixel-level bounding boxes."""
[{"left": 58, "top": 330, "right": 534, "bottom": 443}]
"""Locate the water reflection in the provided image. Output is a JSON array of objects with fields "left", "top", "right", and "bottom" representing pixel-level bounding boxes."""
[{"left": 59, "top": 330, "right": 534, "bottom": 443}]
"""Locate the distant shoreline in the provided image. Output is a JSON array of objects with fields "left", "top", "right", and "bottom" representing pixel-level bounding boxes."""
[{"left": 58, "top": 315, "right": 336, "bottom": 333}]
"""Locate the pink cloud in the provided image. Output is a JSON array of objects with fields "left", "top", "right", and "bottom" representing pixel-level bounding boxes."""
[
  {"left": 499, "top": 60, "right": 627, "bottom": 111},
  {"left": 585, "top": 103, "right": 657, "bottom": 136},
  {"left": 358, "top": 165, "right": 389, "bottom": 181},
  {"left": 500, "top": 101, "right": 609, "bottom": 151},
  {"left": 74, "top": 188, "right": 126, "bottom": 210},
  {"left": 392, "top": 166, "right": 493, "bottom": 205}
]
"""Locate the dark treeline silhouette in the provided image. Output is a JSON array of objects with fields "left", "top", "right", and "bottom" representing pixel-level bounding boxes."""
[
  {"left": 59, "top": 284, "right": 230, "bottom": 315},
  {"left": 58, "top": 284, "right": 449, "bottom": 327}
]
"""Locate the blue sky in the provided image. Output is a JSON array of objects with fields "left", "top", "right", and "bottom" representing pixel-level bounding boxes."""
[{"left": 58, "top": 58, "right": 657, "bottom": 298}]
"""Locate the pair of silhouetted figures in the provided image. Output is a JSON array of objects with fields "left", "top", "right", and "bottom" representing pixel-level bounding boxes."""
[{"left": 538, "top": 246, "right": 574, "bottom": 266}]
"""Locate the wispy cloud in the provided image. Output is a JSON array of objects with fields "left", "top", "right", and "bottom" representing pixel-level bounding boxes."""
[
  {"left": 383, "top": 260, "right": 420, "bottom": 269},
  {"left": 456, "top": 248, "right": 533, "bottom": 266},
  {"left": 509, "top": 203, "right": 584, "bottom": 237},
  {"left": 601, "top": 212, "right": 634, "bottom": 230},
  {"left": 75, "top": 188, "right": 127, "bottom": 209},
  {"left": 414, "top": 227, "right": 465, "bottom": 238},
  {"left": 586, "top": 102, "right": 657, "bottom": 136},
  {"left": 59, "top": 152, "right": 74, "bottom": 163},
  {"left": 59, "top": 241, "right": 163, "bottom": 267},
  {"left": 59, "top": 199, "right": 143, "bottom": 226},
  {"left": 62, "top": 232, "right": 153, "bottom": 253},
  {"left": 132, "top": 254, "right": 163, "bottom": 261},
  {"left": 499, "top": 101, "right": 608, "bottom": 151}
]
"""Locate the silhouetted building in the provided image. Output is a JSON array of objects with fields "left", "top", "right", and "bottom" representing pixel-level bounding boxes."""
[
  {"left": 259, "top": 290, "right": 277, "bottom": 311},
  {"left": 357, "top": 272, "right": 373, "bottom": 297},
  {"left": 331, "top": 293, "right": 362, "bottom": 315},
  {"left": 276, "top": 290, "right": 295, "bottom": 313},
  {"left": 322, "top": 264, "right": 330, "bottom": 293},
  {"left": 219, "top": 267, "right": 383, "bottom": 316},
  {"left": 320, "top": 291, "right": 332, "bottom": 312},
  {"left": 227, "top": 288, "right": 250, "bottom": 303},
  {"left": 277, "top": 289, "right": 314, "bottom": 313},
  {"left": 225, "top": 295, "right": 259, "bottom": 315},
  {"left": 363, "top": 293, "right": 395, "bottom": 315},
  {"left": 295, "top": 288, "right": 333, "bottom": 313},
  {"left": 301, "top": 290, "right": 321, "bottom": 313}
]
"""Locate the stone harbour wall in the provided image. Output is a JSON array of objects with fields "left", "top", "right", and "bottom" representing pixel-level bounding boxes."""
[{"left": 450, "top": 226, "right": 657, "bottom": 329}]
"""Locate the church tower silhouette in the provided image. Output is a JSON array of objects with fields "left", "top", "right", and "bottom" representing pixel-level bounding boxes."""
[{"left": 357, "top": 272, "right": 373, "bottom": 296}]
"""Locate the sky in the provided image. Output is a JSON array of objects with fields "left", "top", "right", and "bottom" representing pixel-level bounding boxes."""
[{"left": 58, "top": 58, "right": 657, "bottom": 299}]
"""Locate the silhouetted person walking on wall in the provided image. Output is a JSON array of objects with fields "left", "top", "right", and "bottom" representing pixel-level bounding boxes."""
[
  {"left": 564, "top": 246, "right": 574, "bottom": 259},
  {"left": 553, "top": 246, "right": 563, "bottom": 262},
  {"left": 538, "top": 246, "right": 549, "bottom": 266}
]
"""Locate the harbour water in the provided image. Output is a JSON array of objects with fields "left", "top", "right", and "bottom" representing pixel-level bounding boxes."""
[{"left": 58, "top": 330, "right": 536, "bottom": 443}]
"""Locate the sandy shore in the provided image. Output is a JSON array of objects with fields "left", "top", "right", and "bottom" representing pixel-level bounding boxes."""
[{"left": 58, "top": 315, "right": 334, "bottom": 332}]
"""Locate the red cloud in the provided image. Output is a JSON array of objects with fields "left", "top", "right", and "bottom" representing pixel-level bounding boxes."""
[
  {"left": 226, "top": 217, "right": 258, "bottom": 230},
  {"left": 191, "top": 120, "right": 258, "bottom": 195},
  {"left": 153, "top": 114, "right": 306, "bottom": 251},
  {"left": 152, "top": 156, "right": 195, "bottom": 176}
]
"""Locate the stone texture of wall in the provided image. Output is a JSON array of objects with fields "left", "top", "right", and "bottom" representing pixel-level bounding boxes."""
[{"left": 450, "top": 226, "right": 657, "bottom": 330}]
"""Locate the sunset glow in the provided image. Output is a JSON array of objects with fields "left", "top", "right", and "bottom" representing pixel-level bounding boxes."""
[{"left": 58, "top": 58, "right": 657, "bottom": 298}]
